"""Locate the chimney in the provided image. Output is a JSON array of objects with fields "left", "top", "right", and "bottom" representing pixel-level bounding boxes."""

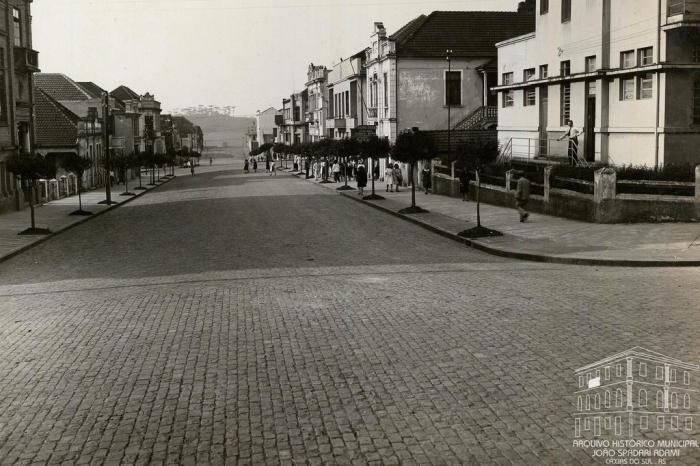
[{"left": 374, "top": 22, "right": 386, "bottom": 39}]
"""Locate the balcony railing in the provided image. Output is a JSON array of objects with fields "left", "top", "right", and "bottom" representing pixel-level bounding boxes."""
[
  {"left": 13, "top": 47, "right": 40, "bottom": 73},
  {"left": 367, "top": 107, "right": 378, "bottom": 118},
  {"left": 668, "top": 0, "right": 700, "bottom": 18}
]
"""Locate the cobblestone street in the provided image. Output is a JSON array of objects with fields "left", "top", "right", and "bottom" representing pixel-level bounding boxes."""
[{"left": 1, "top": 163, "right": 699, "bottom": 465}]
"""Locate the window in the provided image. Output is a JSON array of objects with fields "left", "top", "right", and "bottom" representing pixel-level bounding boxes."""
[
  {"left": 540, "top": 65, "right": 548, "bottom": 79},
  {"left": 593, "top": 417, "right": 601, "bottom": 436},
  {"left": 579, "top": 376, "right": 584, "bottom": 387},
  {"left": 620, "top": 78, "right": 635, "bottom": 101},
  {"left": 638, "top": 74, "right": 653, "bottom": 99},
  {"left": 615, "top": 389, "right": 623, "bottom": 407},
  {"left": 684, "top": 393, "right": 690, "bottom": 409},
  {"left": 686, "top": 417, "right": 693, "bottom": 431},
  {"left": 585, "top": 56, "right": 597, "bottom": 73},
  {"left": 594, "top": 394, "right": 600, "bottom": 409},
  {"left": 671, "top": 393, "right": 678, "bottom": 408},
  {"left": 12, "top": 8, "right": 21, "bottom": 47},
  {"left": 383, "top": 73, "right": 388, "bottom": 109},
  {"left": 561, "top": 0, "right": 571, "bottom": 22},
  {"left": 586, "top": 395, "right": 591, "bottom": 410},
  {"left": 604, "top": 391, "right": 611, "bottom": 407},
  {"left": 445, "top": 71, "right": 461, "bottom": 106},
  {"left": 657, "top": 416, "right": 664, "bottom": 430},
  {"left": 639, "top": 362, "right": 647, "bottom": 377},
  {"left": 671, "top": 416, "right": 678, "bottom": 430},
  {"left": 502, "top": 72, "right": 514, "bottom": 85},
  {"left": 621, "top": 50, "right": 635, "bottom": 69},
  {"left": 614, "top": 417, "right": 622, "bottom": 436},
  {"left": 640, "top": 416, "right": 648, "bottom": 430},
  {"left": 584, "top": 418, "right": 590, "bottom": 431},
  {"left": 684, "top": 371, "right": 690, "bottom": 385},
  {"left": 574, "top": 418, "right": 581, "bottom": 437},
  {"left": 560, "top": 60, "right": 571, "bottom": 76},
  {"left": 345, "top": 92, "right": 350, "bottom": 116},
  {"left": 577, "top": 396, "right": 583, "bottom": 411},
  {"left": 671, "top": 369, "right": 677, "bottom": 382},
  {"left": 524, "top": 88, "right": 536, "bottom": 106},
  {"left": 617, "top": 364, "right": 622, "bottom": 377},
  {"left": 503, "top": 91, "right": 514, "bottom": 108},
  {"left": 638, "top": 47, "right": 653, "bottom": 66},
  {"left": 639, "top": 389, "right": 647, "bottom": 407},
  {"left": 656, "top": 366, "right": 664, "bottom": 380},
  {"left": 560, "top": 83, "right": 570, "bottom": 125},
  {"left": 694, "top": 81, "right": 700, "bottom": 124},
  {"left": 524, "top": 68, "right": 536, "bottom": 82},
  {"left": 604, "top": 417, "right": 611, "bottom": 429},
  {"left": 657, "top": 390, "right": 664, "bottom": 408},
  {"left": 540, "top": 0, "right": 549, "bottom": 14}
]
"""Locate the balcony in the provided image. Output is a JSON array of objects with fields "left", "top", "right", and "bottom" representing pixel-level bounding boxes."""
[
  {"left": 13, "top": 47, "right": 40, "bottom": 73},
  {"left": 666, "top": 1, "right": 700, "bottom": 27},
  {"left": 326, "top": 118, "right": 346, "bottom": 129}
]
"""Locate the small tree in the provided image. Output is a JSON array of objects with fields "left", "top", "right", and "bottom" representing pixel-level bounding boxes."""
[
  {"left": 455, "top": 136, "right": 502, "bottom": 238},
  {"left": 6, "top": 153, "right": 53, "bottom": 234},
  {"left": 336, "top": 138, "right": 358, "bottom": 191},
  {"left": 113, "top": 152, "right": 137, "bottom": 196},
  {"left": 391, "top": 129, "right": 435, "bottom": 213},
  {"left": 60, "top": 153, "right": 94, "bottom": 215},
  {"left": 360, "top": 136, "right": 390, "bottom": 200},
  {"left": 134, "top": 150, "right": 149, "bottom": 190}
]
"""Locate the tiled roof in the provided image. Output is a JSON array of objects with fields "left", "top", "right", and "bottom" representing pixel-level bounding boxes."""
[
  {"left": 35, "top": 73, "right": 92, "bottom": 101},
  {"left": 33, "top": 87, "right": 79, "bottom": 148},
  {"left": 77, "top": 81, "right": 106, "bottom": 98},
  {"left": 111, "top": 85, "right": 140, "bottom": 102},
  {"left": 392, "top": 11, "right": 535, "bottom": 58}
]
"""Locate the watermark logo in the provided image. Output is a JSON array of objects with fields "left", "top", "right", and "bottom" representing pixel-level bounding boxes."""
[{"left": 573, "top": 347, "right": 699, "bottom": 464}]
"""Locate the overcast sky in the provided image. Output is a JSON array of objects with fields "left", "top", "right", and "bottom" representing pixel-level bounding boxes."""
[{"left": 33, "top": 0, "right": 520, "bottom": 116}]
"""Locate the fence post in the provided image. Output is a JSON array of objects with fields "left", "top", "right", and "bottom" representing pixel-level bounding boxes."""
[
  {"left": 544, "top": 165, "right": 553, "bottom": 202},
  {"left": 695, "top": 165, "right": 700, "bottom": 204},
  {"left": 594, "top": 167, "right": 616, "bottom": 203},
  {"left": 505, "top": 169, "right": 515, "bottom": 191}
]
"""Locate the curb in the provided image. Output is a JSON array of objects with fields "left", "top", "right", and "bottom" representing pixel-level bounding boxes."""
[
  {"left": 0, "top": 176, "right": 176, "bottom": 265},
  {"left": 336, "top": 192, "right": 700, "bottom": 268}
]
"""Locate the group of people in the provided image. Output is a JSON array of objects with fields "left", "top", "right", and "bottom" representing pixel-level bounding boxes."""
[{"left": 243, "top": 155, "right": 278, "bottom": 175}]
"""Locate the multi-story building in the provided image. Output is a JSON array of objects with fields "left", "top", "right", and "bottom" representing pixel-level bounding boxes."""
[
  {"left": 574, "top": 347, "right": 698, "bottom": 438},
  {"left": 256, "top": 107, "right": 280, "bottom": 145},
  {"left": 281, "top": 90, "right": 308, "bottom": 145},
  {"left": 0, "top": 0, "right": 39, "bottom": 213},
  {"left": 111, "top": 86, "right": 164, "bottom": 156},
  {"left": 495, "top": 0, "right": 700, "bottom": 167},
  {"left": 305, "top": 64, "right": 328, "bottom": 142},
  {"left": 326, "top": 52, "right": 369, "bottom": 140},
  {"left": 364, "top": 11, "right": 534, "bottom": 144}
]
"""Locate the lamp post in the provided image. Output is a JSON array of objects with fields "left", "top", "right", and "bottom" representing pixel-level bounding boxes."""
[
  {"left": 98, "top": 92, "right": 116, "bottom": 205},
  {"left": 446, "top": 49, "right": 453, "bottom": 167}
]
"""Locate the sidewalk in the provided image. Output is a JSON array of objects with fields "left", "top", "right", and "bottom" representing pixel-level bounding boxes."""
[
  {"left": 0, "top": 170, "right": 182, "bottom": 263},
  {"left": 289, "top": 168, "right": 700, "bottom": 266}
]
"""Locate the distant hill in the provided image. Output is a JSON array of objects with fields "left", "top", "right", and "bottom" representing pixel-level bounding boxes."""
[{"left": 180, "top": 113, "right": 255, "bottom": 155}]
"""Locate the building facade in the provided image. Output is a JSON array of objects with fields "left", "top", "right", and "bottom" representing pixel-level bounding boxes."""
[
  {"left": 305, "top": 64, "right": 328, "bottom": 142},
  {"left": 327, "top": 52, "right": 367, "bottom": 140},
  {"left": 0, "top": 0, "right": 39, "bottom": 213},
  {"left": 495, "top": 0, "right": 700, "bottom": 167},
  {"left": 574, "top": 347, "right": 698, "bottom": 438},
  {"left": 256, "top": 107, "right": 280, "bottom": 145}
]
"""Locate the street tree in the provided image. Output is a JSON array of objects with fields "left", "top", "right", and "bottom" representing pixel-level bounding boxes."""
[
  {"left": 455, "top": 135, "right": 502, "bottom": 238},
  {"left": 390, "top": 129, "right": 435, "bottom": 213},
  {"left": 360, "top": 136, "right": 390, "bottom": 200},
  {"left": 60, "top": 153, "right": 94, "bottom": 215},
  {"left": 6, "top": 152, "right": 53, "bottom": 234},
  {"left": 336, "top": 138, "right": 358, "bottom": 191}
]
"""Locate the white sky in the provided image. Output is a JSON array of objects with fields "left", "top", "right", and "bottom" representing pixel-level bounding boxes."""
[{"left": 33, "top": 0, "right": 520, "bottom": 115}]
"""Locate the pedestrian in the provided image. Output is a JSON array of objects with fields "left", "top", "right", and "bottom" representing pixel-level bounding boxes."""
[
  {"left": 515, "top": 171, "right": 530, "bottom": 222},
  {"left": 209, "top": 157, "right": 213, "bottom": 166},
  {"left": 269, "top": 160, "right": 276, "bottom": 176},
  {"left": 332, "top": 161, "right": 340, "bottom": 182},
  {"left": 557, "top": 119, "right": 581, "bottom": 166},
  {"left": 384, "top": 164, "right": 394, "bottom": 192},
  {"left": 393, "top": 163, "right": 402, "bottom": 193},
  {"left": 190, "top": 164, "right": 195, "bottom": 176},
  {"left": 293, "top": 156, "right": 299, "bottom": 172},
  {"left": 459, "top": 168, "right": 469, "bottom": 201},
  {"left": 244, "top": 159, "right": 249, "bottom": 173},
  {"left": 266, "top": 159, "right": 270, "bottom": 172},
  {"left": 312, "top": 161, "right": 318, "bottom": 180},
  {"left": 253, "top": 159, "right": 258, "bottom": 173},
  {"left": 356, "top": 161, "right": 367, "bottom": 196},
  {"left": 373, "top": 160, "right": 380, "bottom": 181},
  {"left": 421, "top": 164, "right": 431, "bottom": 194}
]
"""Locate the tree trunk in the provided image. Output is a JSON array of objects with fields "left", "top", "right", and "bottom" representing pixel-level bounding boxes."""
[
  {"left": 370, "top": 157, "right": 376, "bottom": 196},
  {"left": 28, "top": 180, "right": 36, "bottom": 230},
  {"left": 411, "top": 162, "right": 416, "bottom": 208},
  {"left": 124, "top": 168, "right": 129, "bottom": 193},
  {"left": 138, "top": 165, "right": 143, "bottom": 188},
  {"left": 344, "top": 156, "right": 349, "bottom": 188},
  {"left": 78, "top": 176, "right": 83, "bottom": 211},
  {"left": 476, "top": 169, "right": 481, "bottom": 228}
]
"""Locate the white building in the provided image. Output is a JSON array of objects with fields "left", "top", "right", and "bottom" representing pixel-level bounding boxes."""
[
  {"left": 305, "top": 64, "right": 328, "bottom": 142},
  {"left": 494, "top": 0, "right": 700, "bottom": 167},
  {"left": 327, "top": 52, "right": 368, "bottom": 140},
  {"left": 256, "top": 107, "right": 280, "bottom": 145}
]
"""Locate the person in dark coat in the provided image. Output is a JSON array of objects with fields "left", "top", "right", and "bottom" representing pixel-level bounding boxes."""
[
  {"left": 356, "top": 161, "right": 367, "bottom": 196},
  {"left": 421, "top": 165, "right": 431, "bottom": 194},
  {"left": 244, "top": 159, "right": 249, "bottom": 173},
  {"left": 459, "top": 169, "right": 469, "bottom": 201}
]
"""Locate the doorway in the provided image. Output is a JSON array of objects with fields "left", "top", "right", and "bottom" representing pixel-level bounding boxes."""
[{"left": 585, "top": 83, "right": 596, "bottom": 162}]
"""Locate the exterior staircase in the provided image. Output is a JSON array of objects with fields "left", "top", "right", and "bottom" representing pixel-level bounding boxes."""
[{"left": 453, "top": 106, "right": 497, "bottom": 130}]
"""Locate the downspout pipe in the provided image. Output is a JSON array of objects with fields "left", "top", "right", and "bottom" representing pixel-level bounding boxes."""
[{"left": 654, "top": 0, "right": 661, "bottom": 168}]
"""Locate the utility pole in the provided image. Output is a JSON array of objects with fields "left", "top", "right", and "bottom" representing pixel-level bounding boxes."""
[{"left": 100, "top": 91, "right": 115, "bottom": 204}]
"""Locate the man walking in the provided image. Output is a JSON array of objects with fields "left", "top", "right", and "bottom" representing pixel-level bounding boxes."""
[{"left": 515, "top": 171, "right": 530, "bottom": 222}]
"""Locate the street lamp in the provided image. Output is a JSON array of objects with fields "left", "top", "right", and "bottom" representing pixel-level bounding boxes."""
[{"left": 446, "top": 49, "right": 453, "bottom": 166}]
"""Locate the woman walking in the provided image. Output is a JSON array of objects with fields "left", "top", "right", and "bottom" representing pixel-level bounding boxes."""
[
  {"left": 384, "top": 164, "right": 394, "bottom": 192},
  {"left": 459, "top": 168, "right": 469, "bottom": 201},
  {"left": 421, "top": 164, "right": 431, "bottom": 194},
  {"left": 244, "top": 158, "right": 249, "bottom": 173},
  {"left": 393, "top": 163, "right": 402, "bottom": 193},
  {"left": 253, "top": 159, "right": 258, "bottom": 173},
  {"left": 356, "top": 161, "right": 367, "bottom": 196}
]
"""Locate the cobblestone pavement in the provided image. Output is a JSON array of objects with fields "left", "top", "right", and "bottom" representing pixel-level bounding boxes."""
[{"left": 0, "top": 163, "right": 699, "bottom": 465}]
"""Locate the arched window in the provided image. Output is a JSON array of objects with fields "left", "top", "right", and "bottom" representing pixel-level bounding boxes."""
[
  {"left": 594, "top": 394, "right": 600, "bottom": 409},
  {"left": 657, "top": 390, "right": 664, "bottom": 408},
  {"left": 616, "top": 389, "right": 623, "bottom": 407},
  {"left": 639, "top": 389, "right": 647, "bottom": 407},
  {"left": 671, "top": 393, "right": 678, "bottom": 409},
  {"left": 578, "top": 396, "right": 583, "bottom": 411},
  {"left": 586, "top": 395, "right": 591, "bottom": 410},
  {"left": 684, "top": 394, "right": 690, "bottom": 409},
  {"left": 604, "top": 391, "right": 611, "bottom": 408}
]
